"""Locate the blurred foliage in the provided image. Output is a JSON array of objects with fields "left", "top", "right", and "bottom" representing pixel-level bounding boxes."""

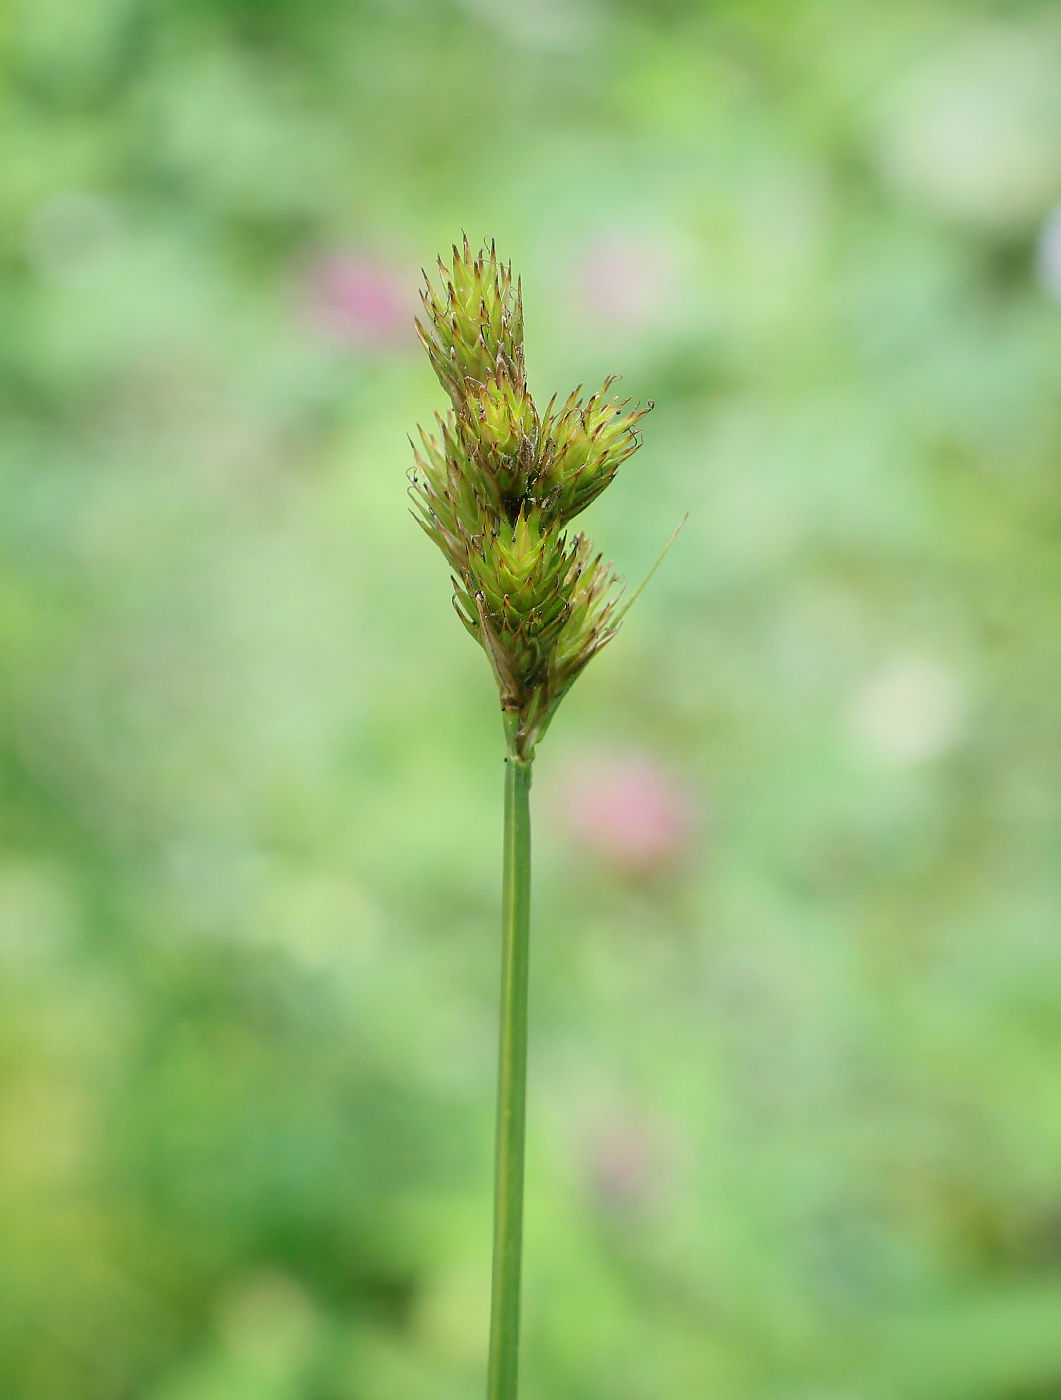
[{"left": 4, "top": 0, "right": 1061, "bottom": 1396}]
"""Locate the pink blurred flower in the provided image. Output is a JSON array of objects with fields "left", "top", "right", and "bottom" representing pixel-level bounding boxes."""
[
  {"left": 577, "top": 233, "right": 675, "bottom": 328},
  {"left": 563, "top": 753, "right": 696, "bottom": 874},
  {"left": 306, "top": 254, "right": 413, "bottom": 347},
  {"left": 586, "top": 1115, "right": 661, "bottom": 1215}
]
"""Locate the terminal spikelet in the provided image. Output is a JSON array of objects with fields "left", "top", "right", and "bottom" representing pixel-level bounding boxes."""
[{"left": 411, "top": 238, "right": 652, "bottom": 759}]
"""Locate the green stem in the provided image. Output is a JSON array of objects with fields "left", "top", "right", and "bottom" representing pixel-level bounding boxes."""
[{"left": 487, "top": 750, "right": 533, "bottom": 1400}]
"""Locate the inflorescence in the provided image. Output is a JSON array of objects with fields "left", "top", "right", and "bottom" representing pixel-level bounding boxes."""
[{"left": 410, "top": 238, "right": 651, "bottom": 761}]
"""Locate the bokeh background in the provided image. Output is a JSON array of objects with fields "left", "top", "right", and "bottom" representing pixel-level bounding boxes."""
[{"left": 5, "top": 0, "right": 1061, "bottom": 1396}]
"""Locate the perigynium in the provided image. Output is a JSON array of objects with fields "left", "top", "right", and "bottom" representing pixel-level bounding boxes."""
[{"left": 410, "top": 238, "right": 653, "bottom": 1400}]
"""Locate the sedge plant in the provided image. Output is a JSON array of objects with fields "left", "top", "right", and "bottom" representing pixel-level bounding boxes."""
[{"left": 410, "top": 238, "right": 658, "bottom": 1400}]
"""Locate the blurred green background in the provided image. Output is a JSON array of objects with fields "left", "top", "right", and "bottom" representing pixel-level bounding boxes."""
[{"left": 5, "top": 0, "right": 1061, "bottom": 1396}]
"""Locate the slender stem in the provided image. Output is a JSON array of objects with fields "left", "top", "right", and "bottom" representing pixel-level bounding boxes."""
[{"left": 487, "top": 751, "right": 533, "bottom": 1400}]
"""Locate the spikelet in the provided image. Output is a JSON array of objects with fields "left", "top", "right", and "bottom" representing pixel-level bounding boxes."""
[{"left": 411, "top": 238, "right": 651, "bottom": 760}]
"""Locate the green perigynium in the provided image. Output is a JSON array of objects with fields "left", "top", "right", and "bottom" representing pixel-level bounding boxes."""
[{"left": 411, "top": 238, "right": 651, "bottom": 760}]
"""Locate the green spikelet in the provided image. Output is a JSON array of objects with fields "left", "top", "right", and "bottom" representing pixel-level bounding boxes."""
[{"left": 411, "top": 237, "right": 651, "bottom": 760}]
